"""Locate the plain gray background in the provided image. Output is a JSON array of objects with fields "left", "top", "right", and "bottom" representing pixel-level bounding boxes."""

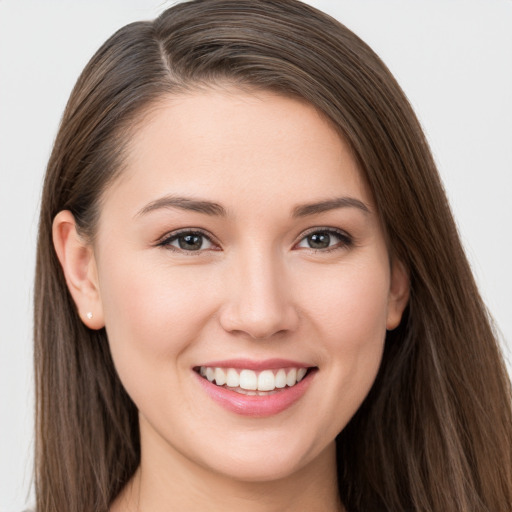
[{"left": 1, "top": 1, "right": 511, "bottom": 510}]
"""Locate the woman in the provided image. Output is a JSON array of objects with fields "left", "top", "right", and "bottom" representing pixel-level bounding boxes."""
[{"left": 34, "top": 0, "right": 512, "bottom": 511}]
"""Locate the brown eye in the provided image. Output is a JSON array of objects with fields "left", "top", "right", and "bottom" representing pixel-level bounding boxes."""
[
  {"left": 159, "top": 231, "right": 215, "bottom": 252},
  {"left": 177, "top": 234, "right": 204, "bottom": 250},
  {"left": 296, "top": 229, "right": 352, "bottom": 251},
  {"left": 307, "top": 232, "right": 331, "bottom": 249}
]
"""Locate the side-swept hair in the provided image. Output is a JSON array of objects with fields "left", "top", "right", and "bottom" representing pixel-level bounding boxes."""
[{"left": 34, "top": 1, "right": 512, "bottom": 510}]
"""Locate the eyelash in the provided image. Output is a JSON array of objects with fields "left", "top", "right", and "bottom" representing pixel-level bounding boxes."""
[
  {"left": 295, "top": 227, "right": 353, "bottom": 253},
  {"left": 156, "top": 229, "right": 218, "bottom": 254},
  {"left": 156, "top": 227, "right": 353, "bottom": 254}
]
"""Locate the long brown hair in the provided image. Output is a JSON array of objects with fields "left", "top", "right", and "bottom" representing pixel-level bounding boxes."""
[{"left": 34, "top": 1, "right": 512, "bottom": 510}]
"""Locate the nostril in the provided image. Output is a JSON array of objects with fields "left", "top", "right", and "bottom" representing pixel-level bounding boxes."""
[{"left": 217, "top": 282, "right": 300, "bottom": 339}]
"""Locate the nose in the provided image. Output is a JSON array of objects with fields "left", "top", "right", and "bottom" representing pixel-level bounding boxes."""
[{"left": 218, "top": 247, "right": 299, "bottom": 340}]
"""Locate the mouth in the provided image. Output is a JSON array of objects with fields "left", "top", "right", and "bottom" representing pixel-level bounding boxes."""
[
  {"left": 193, "top": 361, "right": 317, "bottom": 416},
  {"left": 194, "top": 366, "right": 313, "bottom": 395}
]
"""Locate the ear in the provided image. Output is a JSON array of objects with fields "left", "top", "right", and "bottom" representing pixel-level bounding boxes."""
[
  {"left": 386, "top": 259, "right": 410, "bottom": 330},
  {"left": 52, "top": 210, "right": 105, "bottom": 329}
]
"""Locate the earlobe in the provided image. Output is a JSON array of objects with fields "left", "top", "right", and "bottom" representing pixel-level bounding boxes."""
[
  {"left": 386, "top": 259, "right": 410, "bottom": 330},
  {"left": 52, "top": 210, "right": 105, "bottom": 329}
]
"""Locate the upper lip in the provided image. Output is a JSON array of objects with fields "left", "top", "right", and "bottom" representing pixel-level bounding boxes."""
[{"left": 196, "top": 358, "right": 313, "bottom": 371}]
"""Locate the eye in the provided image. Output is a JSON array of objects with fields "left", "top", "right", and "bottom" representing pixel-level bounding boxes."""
[
  {"left": 296, "top": 229, "right": 352, "bottom": 251},
  {"left": 158, "top": 230, "right": 216, "bottom": 252}
]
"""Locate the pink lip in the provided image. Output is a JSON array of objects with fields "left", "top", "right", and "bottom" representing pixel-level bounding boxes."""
[
  {"left": 196, "top": 358, "right": 311, "bottom": 371},
  {"left": 194, "top": 368, "right": 316, "bottom": 417}
]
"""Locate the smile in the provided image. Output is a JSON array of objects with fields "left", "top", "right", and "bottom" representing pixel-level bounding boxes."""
[
  {"left": 197, "top": 366, "right": 309, "bottom": 394},
  {"left": 194, "top": 361, "right": 317, "bottom": 417}
]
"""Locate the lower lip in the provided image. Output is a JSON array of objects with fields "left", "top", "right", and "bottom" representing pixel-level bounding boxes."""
[{"left": 195, "top": 370, "right": 316, "bottom": 417}]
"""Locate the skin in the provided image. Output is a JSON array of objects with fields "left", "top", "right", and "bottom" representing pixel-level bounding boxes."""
[{"left": 53, "top": 88, "right": 409, "bottom": 512}]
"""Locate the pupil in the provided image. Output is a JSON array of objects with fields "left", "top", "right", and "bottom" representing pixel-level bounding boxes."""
[
  {"left": 179, "top": 234, "right": 202, "bottom": 250},
  {"left": 308, "top": 232, "right": 330, "bottom": 249}
]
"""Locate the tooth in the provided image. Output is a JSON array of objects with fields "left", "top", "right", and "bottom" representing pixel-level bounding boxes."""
[
  {"left": 226, "top": 368, "right": 240, "bottom": 388},
  {"left": 200, "top": 366, "right": 207, "bottom": 377},
  {"left": 206, "top": 367, "right": 215, "bottom": 382},
  {"left": 286, "top": 368, "right": 297, "bottom": 387},
  {"left": 239, "top": 369, "right": 257, "bottom": 390},
  {"left": 215, "top": 367, "right": 226, "bottom": 386},
  {"left": 257, "top": 370, "right": 275, "bottom": 391},
  {"left": 236, "top": 388, "right": 257, "bottom": 396},
  {"left": 275, "top": 369, "right": 287, "bottom": 388},
  {"left": 297, "top": 368, "right": 307, "bottom": 382}
]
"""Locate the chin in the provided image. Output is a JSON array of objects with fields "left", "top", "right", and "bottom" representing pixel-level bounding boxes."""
[
  {"left": 209, "top": 456, "right": 308, "bottom": 483},
  {"left": 193, "top": 430, "right": 332, "bottom": 484}
]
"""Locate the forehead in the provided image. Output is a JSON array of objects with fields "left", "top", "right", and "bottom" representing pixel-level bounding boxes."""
[{"left": 103, "top": 87, "right": 371, "bottom": 217}]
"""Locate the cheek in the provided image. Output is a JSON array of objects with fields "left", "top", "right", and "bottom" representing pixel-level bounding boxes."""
[
  {"left": 301, "top": 258, "right": 391, "bottom": 347},
  {"left": 98, "top": 255, "right": 218, "bottom": 365},
  {"left": 327, "top": 268, "right": 389, "bottom": 381},
  {"left": 296, "top": 258, "right": 390, "bottom": 423}
]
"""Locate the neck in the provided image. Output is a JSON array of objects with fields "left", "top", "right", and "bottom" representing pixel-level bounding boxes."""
[{"left": 111, "top": 431, "right": 343, "bottom": 512}]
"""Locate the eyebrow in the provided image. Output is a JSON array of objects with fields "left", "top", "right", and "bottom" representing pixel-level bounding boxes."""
[
  {"left": 136, "top": 196, "right": 227, "bottom": 217},
  {"left": 292, "top": 197, "right": 370, "bottom": 217},
  {"left": 136, "top": 194, "right": 370, "bottom": 219}
]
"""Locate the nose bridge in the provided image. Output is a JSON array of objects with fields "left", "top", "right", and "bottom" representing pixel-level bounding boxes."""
[{"left": 220, "top": 241, "right": 297, "bottom": 339}]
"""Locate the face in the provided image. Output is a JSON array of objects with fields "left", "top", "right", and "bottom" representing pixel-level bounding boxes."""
[{"left": 81, "top": 89, "right": 408, "bottom": 482}]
